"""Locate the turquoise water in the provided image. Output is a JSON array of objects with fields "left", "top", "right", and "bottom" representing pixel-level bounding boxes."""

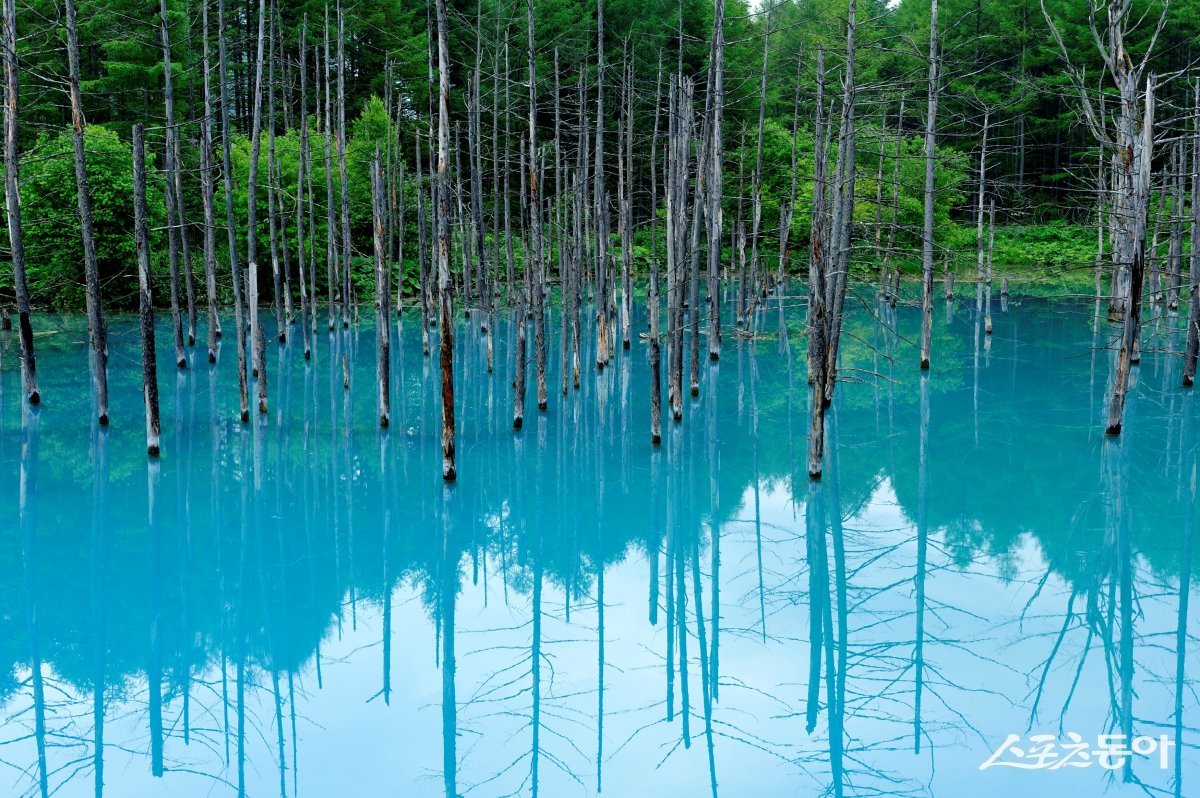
[{"left": 0, "top": 289, "right": 1197, "bottom": 798}]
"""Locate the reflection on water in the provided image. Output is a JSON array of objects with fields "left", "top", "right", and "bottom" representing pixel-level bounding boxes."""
[{"left": 0, "top": 292, "right": 1197, "bottom": 797}]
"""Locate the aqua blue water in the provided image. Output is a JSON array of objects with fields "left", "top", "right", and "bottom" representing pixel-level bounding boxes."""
[{"left": 0, "top": 289, "right": 1197, "bottom": 798}]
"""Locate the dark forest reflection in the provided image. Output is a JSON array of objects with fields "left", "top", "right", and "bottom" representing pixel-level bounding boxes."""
[{"left": 0, "top": 293, "right": 1198, "bottom": 797}]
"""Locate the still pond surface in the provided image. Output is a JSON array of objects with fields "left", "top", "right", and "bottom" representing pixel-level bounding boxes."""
[{"left": 0, "top": 290, "right": 1196, "bottom": 798}]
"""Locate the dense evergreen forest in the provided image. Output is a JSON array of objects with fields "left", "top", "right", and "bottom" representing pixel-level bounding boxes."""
[{"left": 0, "top": 0, "right": 1191, "bottom": 473}]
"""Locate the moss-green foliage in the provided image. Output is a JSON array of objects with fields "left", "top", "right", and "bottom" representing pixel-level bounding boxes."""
[{"left": 18, "top": 125, "right": 165, "bottom": 309}]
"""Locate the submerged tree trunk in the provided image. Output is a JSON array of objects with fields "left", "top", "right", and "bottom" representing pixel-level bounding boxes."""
[
  {"left": 3, "top": 0, "right": 36, "bottom": 404},
  {"left": 64, "top": 0, "right": 108, "bottom": 424},
  {"left": 1186, "top": 79, "right": 1200, "bottom": 386},
  {"left": 337, "top": 3, "right": 352, "bottom": 328},
  {"left": 650, "top": 57, "right": 664, "bottom": 444},
  {"left": 435, "top": 0, "right": 457, "bottom": 480},
  {"left": 919, "top": 0, "right": 939, "bottom": 370},
  {"left": 200, "top": 0, "right": 220, "bottom": 363},
  {"left": 132, "top": 125, "right": 161, "bottom": 457},
  {"left": 372, "top": 154, "right": 390, "bottom": 427},
  {"left": 1106, "top": 79, "right": 1154, "bottom": 435},
  {"left": 218, "top": 0, "right": 249, "bottom": 421},
  {"left": 158, "top": 0, "right": 185, "bottom": 368},
  {"left": 707, "top": 0, "right": 724, "bottom": 362},
  {"left": 246, "top": 0, "right": 268, "bottom": 414},
  {"left": 296, "top": 17, "right": 312, "bottom": 360}
]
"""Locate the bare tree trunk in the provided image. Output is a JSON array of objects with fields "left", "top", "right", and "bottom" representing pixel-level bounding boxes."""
[
  {"left": 373, "top": 154, "right": 390, "bottom": 427},
  {"left": 808, "top": 46, "right": 828, "bottom": 390},
  {"left": 295, "top": 17, "right": 312, "bottom": 359},
  {"left": 323, "top": 9, "right": 338, "bottom": 331},
  {"left": 435, "top": 0, "right": 457, "bottom": 480},
  {"left": 504, "top": 41, "right": 515, "bottom": 303},
  {"left": 337, "top": 3, "right": 351, "bottom": 328},
  {"left": 594, "top": 0, "right": 609, "bottom": 371},
  {"left": 417, "top": 131, "right": 430, "bottom": 355},
  {"left": 1106, "top": 78, "right": 1154, "bottom": 435},
  {"left": 746, "top": 10, "right": 770, "bottom": 331},
  {"left": 64, "top": 0, "right": 108, "bottom": 424},
  {"left": 1185, "top": 79, "right": 1200, "bottom": 386},
  {"left": 218, "top": 0, "right": 249, "bottom": 420},
  {"left": 2, "top": 0, "right": 36, "bottom": 403},
  {"left": 1170, "top": 140, "right": 1185, "bottom": 310},
  {"left": 527, "top": 0, "right": 547, "bottom": 411},
  {"left": 919, "top": 0, "right": 939, "bottom": 370},
  {"left": 881, "top": 95, "right": 904, "bottom": 303},
  {"left": 650, "top": 56, "right": 664, "bottom": 443},
  {"left": 975, "top": 110, "right": 989, "bottom": 289},
  {"left": 159, "top": 0, "right": 185, "bottom": 368},
  {"left": 246, "top": 0, "right": 268, "bottom": 414},
  {"left": 200, "top": 1, "right": 220, "bottom": 363},
  {"left": 985, "top": 199, "right": 995, "bottom": 334},
  {"left": 821, "top": 0, "right": 857, "bottom": 407},
  {"left": 707, "top": 0, "right": 724, "bottom": 361},
  {"left": 133, "top": 125, "right": 161, "bottom": 457},
  {"left": 266, "top": 2, "right": 284, "bottom": 342}
]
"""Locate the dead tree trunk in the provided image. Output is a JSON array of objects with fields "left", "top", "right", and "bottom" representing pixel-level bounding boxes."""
[
  {"left": 158, "top": 0, "right": 185, "bottom": 368},
  {"left": 336, "top": 3, "right": 351, "bottom": 328},
  {"left": 266, "top": 3, "right": 284, "bottom": 341},
  {"left": 295, "top": 17, "right": 312, "bottom": 359},
  {"left": 746, "top": 13, "right": 770, "bottom": 330},
  {"left": 323, "top": 10, "right": 338, "bottom": 331},
  {"left": 435, "top": 0, "right": 457, "bottom": 480},
  {"left": 133, "top": 125, "right": 161, "bottom": 457},
  {"left": 64, "top": 0, "right": 108, "bottom": 424},
  {"left": 650, "top": 56, "right": 664, "bottom": 443},
  {"left": 707, "top": 0, "right": 724, "bottom": 361},
  {"left": 527, "top": 0, "right": 547, "bottom": 411},
  {"left": 417, "top": 131, "right": 430, "bottom": 355},
  {"left": 218, "top": 0, "right": 249, "bottom": 420},
  {"left": 594, "top": 0, "right": 609, "bottom": 371},
  {"left": 200, "top": 1, "right": 220, "bottom": 363},
  {"left": 1106, "top": 78, "right": 1154, "bottom": 435},
  {"left": 246, "top": 0, "right": 268, "bottom": 414},
  {"left": 372, "top": 154, "right": 390, "bottom": 427},
  {"left": 919, "top": 0, "right": 939, "bottom": 370},
  {"left": 821, "top": 0, "right": 857, "bottom": 407},
  {"left": 1185, "top": 79, "right": 1200, "bottom": 386},
  {"left": 2, "top": 0, "right": 37, "bottom": 403},
  {"left": 975, "top": 110, "right": 989, "bottom": 289}
]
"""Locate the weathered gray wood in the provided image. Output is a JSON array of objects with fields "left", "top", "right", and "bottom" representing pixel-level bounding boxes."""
[
  {"left": 266, "top": 1, "right": 285, "bottom": 342},
  {"left": 132, "top": 125, "right": 160, "bottom": 457},
  {"left": 64, "top": 0, "right": 108, "bottom": 423},
  {"left": 372, "top": 154, "right": 390, "bottom": 427},
  {"left": 295, "top": 16, "right": 312, "bottom": 359},
  {"left": 527, "top": 0, "right": 547, "bottom": 411},
  {"left": 323, "top": 8, "right": 338, "bottom": 331},
  {"left": 246, "top": 0, "right": 269, "bottom": 414},
  {"left": 435, "top": 0, "right": 457, "bottom": 480},
  {"left": 919, "top": 0, "right": 939, "bottom": 370},
  {"left": 217, "top": 0, "right": 249, "bottom": 420},
  {"left": 2, "top": 0, "right": 36, "bottom": 404},
  {"left": 650, "top": 55, "right": 663, "bottom": 444},
  {"left": 707, "top": 0, "right": 724, "bottom": 362},
  {"left": 1186, "top": 78, "right": 1200, "bottom": 386},
  {"left": 594, "top": 0, "right": 609, "bottom": 371},
  {"left": 975, "top": 110, "right": 989, "bottom": 289},
  {"left": 1106, "top": 77, "right": 1155, "bottom": 435},
  {"left": 337, "top": 3, "right": 351, "bottom": 328},
  {"left": 158, "top": 0, "right": 185, "bottom": 368},
  {"left": 200, "top": 0, "right": 220, "bottom": 363}
]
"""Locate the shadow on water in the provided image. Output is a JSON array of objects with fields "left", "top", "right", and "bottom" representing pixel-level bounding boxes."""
[{"left": 0, "top": 291, "right": 1197, "bottom": 797}]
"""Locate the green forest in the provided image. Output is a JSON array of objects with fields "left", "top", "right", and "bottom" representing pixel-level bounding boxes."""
[{"left": 0, "top": 0, "right": 1190, "bottom": 311}]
